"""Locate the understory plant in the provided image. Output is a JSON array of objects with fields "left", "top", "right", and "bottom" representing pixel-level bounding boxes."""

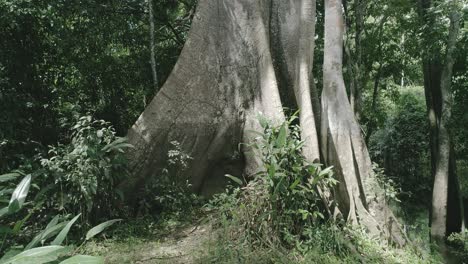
[
  {"left": 0, "top": 115, "right": 132, "bottom": 262},
  {"left": 373, "top": 162, "right": 402, "bottom": 204},
  {"left": 0, "top": 173, "right": 121, "bottom": 264},
  {"left": 40, "top": 115, "right": 133, "bottom": 223},
  {"left": 207, "top": 113, "right": 337, "bottom": 248},
  {"left": 447, "top": 230, "right": 468, "bottom": 259},
  {"left": 241, "top": 113, "right": 337, "bottom": 246}
]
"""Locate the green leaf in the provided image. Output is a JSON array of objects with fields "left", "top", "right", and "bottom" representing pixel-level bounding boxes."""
[
  {"left": 0, "top": 173, "right": 20, "bottom": 183},
  {"left": 46, "top": 215, "right": 61, "bottom": 230},
  {"left": 298, "top": 209, "right": 309, "bottom": 220},
  {"left": 115, "top": 143, "right": 134, "bottom": 149},
  {"left": 33, "top": 183, "right": 54, "bottom": 202},
  {"left": 224, "top": 174, "right": 243, "bottom": 186},
  {"left": 0, "top": 249, "right": 23, "bottom": 263},
  {"left": 245, "top": 130, "right": 265, "bottom": 138},
  {"left": 101, "top": 137, "right": 132, "bottom": 152},
  {"left": 60, "top": 255, "right": 104, "bottom": 264},
  {"left": 257, "top": 114, "right": 269, "bottom": 128},
  {"left": 0, "top": 225, "right": 13, "bottom": 234},
  {"left": 7, "top": 199, "right": 20, "bottom": 214},
  {"left": 306, "top": 164, "right": 319, "bottom": 175},
  {"left": 86, "top": 219, "right": 122, "bottom": 240},
  {"left": 311, "top": 175, "right": 322, "bottom": 187},
  {"left": 114, "top": 189, "right": 124, "bottom": 201},
  {"left": 273, "top": 176, "right": 286, "bottom": 196},
  {"left": 0, "top": 207, "right": 8, "bottom": 218},
  {"left": 0, "top": 188, "right": 14, "bottom": 198},
  {"left": 288, "top": 110, "right": 300, "bottom": 123},
  {"left": 318, "top": 166, "right": 333, "bottom": 178},
  {"left": 276, "top": 124, "right": 287, "bottom": 148},
  {"left": 51, "top": 214, "right": 81, "bottom": 245},
  {"left": 26, "top": 221, "right": 67, "bottom": 250},
  {"left": 41, "top": 222, "right": 68, "bottom": 240},
  {"left": 267, "top": 164, "right": 276, "bottom": 179},
  {"left": 314, "top": 211, "right": 325, "bottom": 220},
  {"left": 13, "top": 210, "right": 33, "bottom": 233},
  {"left": 289, "top": 177, "right": 301, "bottom": 190},
  {"left": 1, "top": 246, "right": 70, "bottom": 264},
  {"left": 9, "top": 174, "right": 31, "bottom": 210}
]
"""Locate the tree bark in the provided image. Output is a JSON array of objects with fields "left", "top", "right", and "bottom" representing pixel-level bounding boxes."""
[
  {"left": 270, "top": 0, "right": 320, "bottom": 163},
  {"left": 321, "top": 0, "right": 405, "bottom": 245},
  {"left": 418, "top": 0, "right": 463, "bottom": 244},
  {"left": 365, "top": 63, "right": 383, "bottom": 144},
  {"left": 429, "top": 4, "right": 462, "bottom": 241},
  {"left": 148, "top": 0, "right": 158, "bottom": 90}
]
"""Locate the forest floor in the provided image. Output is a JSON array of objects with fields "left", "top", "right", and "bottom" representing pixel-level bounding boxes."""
[
  {"left": 79, "top": 206, "right": 463, "bottom": 264},
  {"left": 80, "top": 213, "right": 465, "bottom": 264},
  {"left": 81, "top": 213, "right": 213, "bottom": 264},
  {"left": 126, "top": 223, "right": 212, "bottom": 264}
]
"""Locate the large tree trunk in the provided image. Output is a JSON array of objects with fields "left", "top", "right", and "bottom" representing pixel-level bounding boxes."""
[
  {"left": 123, "top": 0, "right": 405, "bottom": 245},
  {"left": 124, "top": 0, "right": 323, "bottom": 197},
  {"left": 321, "top": 0, "right": 405, "bottom": 246}
]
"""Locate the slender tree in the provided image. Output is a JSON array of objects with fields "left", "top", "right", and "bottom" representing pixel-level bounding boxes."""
[
  {"left": 348, "top": 0, "right": 365, "bottom": 121},
  {"left": 423, "top": 0, "right": 463, "bottom": 243},
  {"left": 148, "top": 0, "right": 158, "bottom": 90},
  {"left": 417, "top": 0, "right": 463, "bottom": 245}
]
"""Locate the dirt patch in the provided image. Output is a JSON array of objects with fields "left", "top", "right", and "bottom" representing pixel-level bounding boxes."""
[{"left": 121, "top": 223, "right": 212, "bottom": 264}]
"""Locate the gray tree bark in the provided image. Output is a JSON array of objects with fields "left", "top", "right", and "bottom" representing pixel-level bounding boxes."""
[
  {"left": 429, "top": 3, "right": 462, "bottom": 241},
  {"left": 270, "top": 0, "right": 321, "bottom": 163},
  {"left": 365, "top": 62, "right": 382, "bottom": 144},
  {"left": 418, "top": 0, "right": 463, "bottom": 245}
]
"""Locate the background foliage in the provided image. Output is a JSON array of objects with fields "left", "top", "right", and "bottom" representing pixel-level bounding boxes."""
[{"left": 0, "top": 0, "right": 195, "bottom": 173}]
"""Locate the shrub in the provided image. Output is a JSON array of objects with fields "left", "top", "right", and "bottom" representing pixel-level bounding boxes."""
[
  {"left": 447, "top": 231, "right": 468, "bottom": 259},
  {"left": 373, "top": 163, "right": 401, "bottom": 204},
  {"left": 207, "top": 113, "right": 336, "bottom": 249},
  {"left": 40, "top": 115, "right": 133, "bottom": 223},
  {"left": 239, "top": 113, "right": 336, "bottom": 247}
]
